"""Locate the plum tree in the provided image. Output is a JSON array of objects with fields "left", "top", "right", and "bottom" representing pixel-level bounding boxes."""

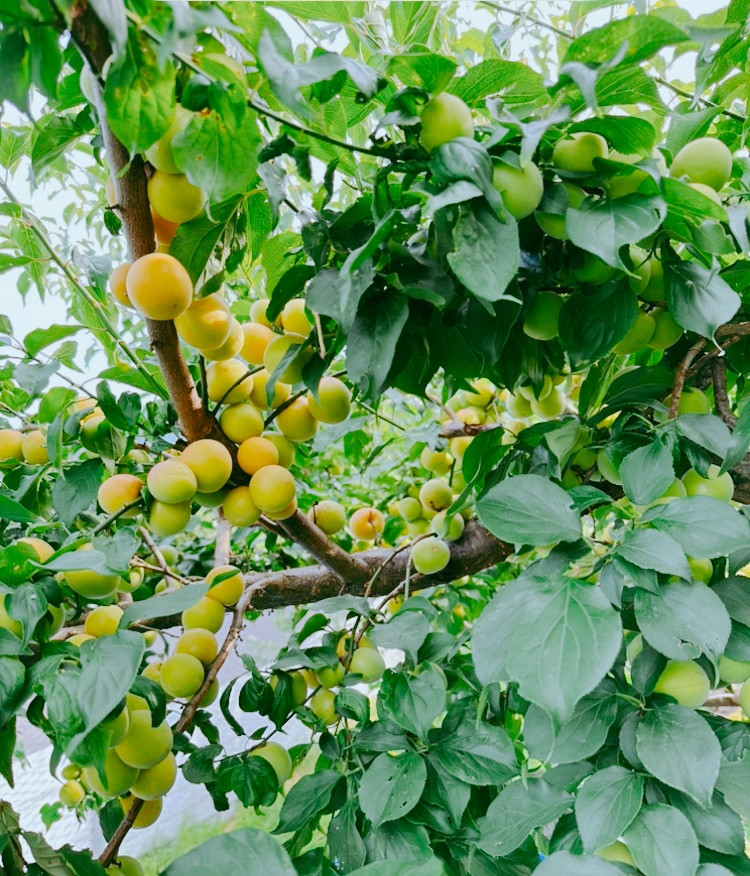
[
  {"left": 523, "top": 293, "right": 564, "bottom": 341},
  {"left": 64, "top": 545, "right": 120, "bottom": 599},
  {"left": 148, "top": 500, "right": 192, "bottom": 537},
  {"left": 652, "top": 660, "right": 711, "bottom": 709},
  {"left": 281, "top": 298, "right": 312, "bottom": 336},
  {"left": 317, "top": 663, "right": 345, "bottom": 688},
  {"left": 491, "top": 157, "right": 544, "bottom": 219},
  {"left": 263, "top": 333, "right": 311, "bottom": 384},
  {"left": 181, "top": 596, "right": 225, "bottom": 633},
  {"left": 85, "top": 605, "right": 123, "bottom": 638},
  {"left": 145, "top": 105, "right": 192, "bottom": 173},
  {"left": 718, "top": 655, "right": 750, "bottom": 684},
  {"left": 535, "top": 182, "right": 586, "bottom": 239},
  {"left": 59, "top": 779, "right": 85, "bottom": 806},
  {"left": 222, "top": 485, "right": 260, "bottom": 526},
  {"left": 419, "top": 478, "right": 453, "bottom": 512},
  {"left": 97, "top": 473, "right": 143, "bottom": 515},
  {"left": 310, "top": 688, "right": 338, "bottom": 725},
  {"left": 681, "top": 465, "right": 734, "bottom": 502},
  {"left": 349, "top": 647, "right": 385, "bottom": 682},
  {"left": 219, "top": 403, "right": 264, "bottom": 443},
  {"left": 126, "top": 253, "right": 193, "bottom": 321},
  {"left": 670, "top": 136, "right": 733, "bottom": 191},
  {"left": 22, "top": 430, "right": 48, "bottom": 464},
  {"left": 200, "top": 319, "right": 245, "bottom": 362},
  {"left": 120, "top": 796, "right": 162, "bottom": 829},
  {"left": 0, "top": 428, "right": 23, "bottom": 461},
  {"left": 176, "top": 628, "right": 218, "bottom": 665},
  {"left": 552, "top": 131, "right": 609, "bottom": 172},
  {"left": 240, "top": 322, "right": 274, "bottom": 365},
  {"left": 251, "top": 742, "right": 292, "bottom": 785},
  {"left": 109, "top": 262, "right": 131, "bottom": 307},
  {"left": 276, "top": 397, "right": 318, "bottom": 442},
  {"left": 419, "top": 93, "right": 473, "bottom": 152},
  {"left": 101, "top": 707, "right": 130, "bottom": 747},
  {"left": 612, "top": 311, "right": 655, "bottom": 354},
  {"left": 646, "top": 308, "right": 683, "bottom": 349},
  {"left": 106, "top": 857, "right": 145, "bottom": 876},
  {"left": 83, "top": 750, "right": 139, "bottom": 797},
  {"left": 349, "top": 507, "right": 385, "bottom": 540},
  {"left": 206, "top": 359, "right": 253, "bottom": 405}
]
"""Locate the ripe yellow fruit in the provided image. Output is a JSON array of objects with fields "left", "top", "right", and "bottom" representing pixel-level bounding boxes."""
[
  {"left": 97, "top": 473, "right": 143, "bottom": 515},
  {"left": 174, "top": 293, "right": 232, "bottom": 350},
  {"left": 411, "top": 536, "right": 451, "bottom": 575},
  {"left": 492, "top": 158, "right": 544, "bottom": 220},
  {"left": 151, "top": 208, "right": 179, "bottom": 247},
  {"left": 206, "top": 359, "right": 253, "bottom": 405},
  {"left": 307, "top": 377, "right": 351, "bottom": 424},
  {"left": 83, "top": 750, "right": 139, "bottom": 797},
  {"left": 64, "top": 545, "right": 119, "bottom": 599},
  {"left": 141, "top": 662, "right": 162, "bottom": 683},
  {"left": 200, "top": 318, "right": 244, "bottom": 362},
  {"left": 277, "top": 397, "right": 318, "bottom": 442},
  {"left": 237, "top": 436, "right": 279, "bottom": 475},
  {"left": 147, "top": 459, "right": 197, "bottom": 504},
  {"left": 145, "top": 105, "right": 192, "bottom": 174},
  {"left": 84, "top": 605, "right": 123, "bottom": 638},
  {"left": 263, "top": 333, "right": 311, "bottom": 384},
  {"left": 147, "top": 171, "right": 206, "bottom": 223},
  {"left": 109, "top": 263, "right": 132, "bottom": 307},
  {"left": 116, "top": 711, "right": 173, "bottom": 769},
  {"left": 59, "top": 779, "right": 86, "bottom": 806},
  {"left": 241, "top": 322, "right": 274, "bottom": 365},
  {"left": 349, "top": 507, "right": 385, "bottom": 541},
  {"left": 182, "top": 596, "right": 225, "bottom": 632},
  {"left": 68, "top": 633, "right": 95, "bottom": 647},
  {"left": 262, "top": 432, "right": 295, "bottom": 468},
  {"left": 419, "top": 93, "right": 473, "bottom": 152},
  {"left": 219, "top": 403, "right": 264, "bottom": 443},
  {"left": 222, "top": 485, "right": 260, "bottom": 526},
  {"left": 176, "top": 628, "right": 218, "bottom": 666},
  {"left": 249, "top": 464, "right": 296, "bottom": 514},
  {"left": 670, "top": 136, "right": 733, "bottom": 191},
  {"left": 310, "top": 688, "right": 337, "bottom": 725},
  {"left": 22, "top": 430, "right": 48, "bottom": 465},
  {"left": 160, "top": 653, "right": 205, "bottom": 699},
  {"left": 308, "top": 500, "right": 346, "bottom": 535},
  {"left": 249, "top": 369, "right": 290, "bottom": 409},
  {"left": 0, "top": 429, "right": 24, "bottom": 461},
  {"left": 553, "top": 131, "right": 609, "bottom": 173},
  {"left": 281, "top": 299, "right": 312, "bottom": 336},
  {"left": 653, "top": 659, "right": 710, "bottom": 709},
  {"left": 251, "top": 742, "right": 292, "bottom": 785},
  {"left": 126, "top": 253, "right": 193, "bottom": 321},
  {"left": 180, "top": 439, "right": 233, "bottom": 493},
  {"left": 419, "top": 478, "right": 453, "bottom": 513},
  {"left": 148, "top": 500, "right": 191, "bottom": 537},
  {"left": 264, "top": 498, "right": 298, "bottom": 520},
  {"left": 420, "top": 448, "right": 452, "bottom": 476},
  {"left": 206, "top": 564, "right": 244, "bottom": 606},
  {"left": 16, "top": 536, "right": 54, "bottom": 562},
  {"left": 249, "top": 299, "right": 276, "bottom": 328},
  {"left": 523, "top": 292, "right": 564, "bottom": 341},
  {"left": 130, "top": 752, "right": 177, "bottom": 800},
  {"left": 120, "top": 795, "right": 162, "bottom": 829}
]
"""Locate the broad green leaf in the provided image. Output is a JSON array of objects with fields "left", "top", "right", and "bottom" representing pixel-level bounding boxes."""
[
  {"left": 274, "top": 770, "right": 342, "bottom": 833},
  {"left": 358, "top": 752, "right": 427, "bottom": 828},
  {"left": 636, "top": 705, "right": 721, "bottom": 807},
  {"left": 477, "top": 778, "right": 572, "bottom": 857},
  {"left": 0, "top": 493, "right": 33, "bottom": 524},
  {"left": 667, "top": 789, "right": 745, "bottom": 856},
  {"left": 164, "top": 828, "right": 296, "bottom": 876},
  {"left": 642, "top": 497, "right": 750, "bottom": 558},
  {"left": 665, "top": 261, "right": 740, "bottom": 340},
  {"left": 328, "top": 801, "right": 366, "bottom": 873},
  {"left": 430, "top": 139, "right": 502, "bottom": 211},
  {"left": 619, "top": 440, "right": 675, "bottom": 505},
  {"left": 449, "top": 59, "right": 546, "bottom": 105},
  {"left": 559, "top": 283, "right": 638, "bottom": 369},
  {"left": 575, "top": 766, "right": 644, "bottom": 852},
  {"left": 566, "top": 195, "right": 666, "bottom": 270},
  {"left": 713, "top": 576, "right": 750, "bottom": 626},
  {"left": 119, "top": 583, "right": 210, "bottom": 630},
  {"left": 0, "top": 657, "right": 25, "bottom": 727},
  {"left": 347, "top": 292, "right": 408, "bottom": 401},
  {"left": 715, "top": 753, "right": 750, "bottom": 819},
  {"left": 535, "top": 852, "right": 623, "bottom": 875},
  {"left": 171, "top": 196, "right": 244, "bottom": 285},
  {"left": 473, "top": 574, "right": 621, "bottom": 723},
  {"left": 434, "top": 721, "right": 518, "bottom": 785},
  {"left": 348, "top": 860, "right": 445, "bottom": 876},
  {"left": 634, "top": 579, "right": 730, "bottom": 661},
  {"left": 622, "top": 804, "right": 699, "bottom": 876},
  {"left": 616, "top": 529, "right": 690, "bottom": 579},
  {"left": 388, "top": 53, "right": 457, "bottom": 94},
  {"left": 24, "top": 324, "right": 82, "bottom": 357},
  {"left": 50, "top": 458, "right": 104, "bottom": 528},
  {"left": 476, "top": 474, "right": 581, "bottom": 546},
  {"left": 377, "top": 667, "right": 446, "bottom": 739},
  {"left": 369, "top": 611, "right": 430, "bottom": 664},
  {"left": 675, "top": 414, "right": 732, "bottom": 461},
  {"left": 563, "top": 15, "right": 689, "bottom": 66}
]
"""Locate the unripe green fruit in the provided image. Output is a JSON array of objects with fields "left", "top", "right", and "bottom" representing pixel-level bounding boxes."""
[
  {"left": 308, "top": 500, "right": 347, "bottom": 535},
  {"left": 147, "top": 459, "right": 197, "bottom": 504},
  {"left": 83, "top": 750, "right": 139, "bottom": 797},
  {"left": 202, "top": 678, "right": 220, "bottom": 706},
  {"left": 160, "top": 653, "right": 205, "bottom": 699},
  {"left": 126, "top": 693, "right": 149, "bottom": 713},
  {"left": 613, "top": 311, "right": 655, "bottom": 355},
  {"left": 120, "top": 795, "right": 162, "bottom": 829},
  {"left": 317, "top": 663, "right": 345, "bottom": 689},
  {"left": 85, "top": 605, "right": 123, "bottom": 638},
  {"left": 219, "top": 403, "right": 264, "bottom": 443},
  {"left": 491, "top": 158, "right": 544, "bottom": 219},
  {"left": 65, "top": 545, "right": 119, "bottom": 599},
  {"left": 116, "top": 711, "right": 173, "bottom": 769},
  {"left": 61, "top": 764, "right": 81, "bottom": 780},
  {"left": 59, "top": 779, "right": 86, "bottom": 806},
  {"left": 206, "top": 564, "right": 244, "bottom": 606},
  {"left": 130, "top": 752, "right": 177, "bottom": 800},
  {"left": 182, "top": 596, "right": 225, "bottom": 633},
  {"left": 740, "top": 680, "right": 750, "bottom": 717},
  {"left": 307, "top": 376, "right": 351, "bottom": 424},
  {"left": 689, "top": 181, "right": 723, "bottom": 205},
  {"left": 349, "top": 647, "right": 385, "bottom": 683},
  {"left": 270, "top": 670, "right": 307, "bottom": 705},
  {"left": 647, "top": 309, "right": 682, "bottom": 350},
  {"left": 420, "top": 447, "right": 453, "bottom": 476},
  {"left": 628, "top": 245, "right": 651, "bottom": 294},
  {"left": 145, "top": 106, "right": 192, "bottom": 174},
  {"left": 670, "top": 387, "right": 711, "bottom": 416},
  {"left": 411, "top": 536, "right": 451, "bottom": 575},
  {"left": 596, "top": 448, "right": 622, "bottom": 485},
  {"left": 419, "top": 93, "right": 473, "bottom": 153},
  {"left": 552, "top": 131, "right": 609, "bottom": 173},
  {"left": 106, "top": 856, "right": 144, "bottom": 876},
  {"left": 681, "top": 465, "right": 734, "bottom": 502},
  {"left": 430, "top": 510, "right": 465, "bottom": 542},
  {"left": 570, "top": 251, "right": 615, "bottom": 285},
  {"left": 670, "top": 136, "right": 732, "bottom": 191},
  {"left": 718, "top": 655, "right": 750, "bottom": 684},
  {"left": 251, "top": 742, "right": 292, "bottom": 785},
  {"left": 419, "top": 478, "right": 453, "bottom": 513},
  {"left": 249, "top": 464, "right": 296, "bottom": 514},
  {"left": 310, "top": 688, "right": 337, "bottom": 725},
  {"left": 149, "top": 499, "right": 192, "bottom": 537},
  {"left": 573, "top": 447, "right": 597, "bottom": 470},
  {"left": 407, "top": 518, "right": 431, "bottom": 537},
  {"left": 397, "top": 497, "right": 423, "bottom": 522},
  {"left": 222, "top": 486, "right": 261, "bottom": 526},
  {"left": 505, "top": 392, "right": 533, "bottom": 418},
  {"left": 147, "top": 171, "right": 206, "bottom": 223},
  {"left": 639, "top": 256, "right": 665, "bottom": 302},
  {"left": 535, "top": 182, "right": 586, "bottom": 240},
  {"left": 522, "top": 292, "right": 563, "bottom": 341},
  {"left": 596, "top": 842, "right": 635, "bottom": 866},
  {"left": 530, "top": 389, "right": 565, "bottom": 419},
  {"left": 687, "top": 556, "right": 712, "bottom": 584},
  {"left": 653, "top": 660, "right": 710, "bottom": 709},
  {"left": 626, "top": 633, "right": 643, "bottom": 664}
]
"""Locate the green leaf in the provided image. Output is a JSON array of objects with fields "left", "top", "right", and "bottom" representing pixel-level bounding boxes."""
[
  {"left": 559, "top": 283, "right": 638, "bottom": 369},
  {"left": 69, "top": 631, "right": 144, "bottom": 754},
  {"left": 535, "top": 852, "right": 623, "bottom": 875},
  {"left": 347, "top": 292, "right": 408, "bottom": 401},
  {"left": 430, "top": 139, "right": 501, "bottom": 212},
  {"left": 348, "top": 861, "right": 445, "bottom": 876},
  {"left": 0, "top": 30, "right": 30, "bottom": 113},
  {"left": 616, "top": 530, "right": 690, "bottom": 579},
  {"left": 377, "top": 667, "right": 446, "bottom": 739},
  {"left": 0, "top": 493, "right": 33, "bottom": 524},
  {"left": 667, "top": 789, "right": 745, "bottom": 856},
  {"left": 50, "top": 459, "right": 103, "bottom": 528},
  {"left": 619, "top": 440, "right": 675, "bottom": 505},
  {"left": 173, "top": 111, "right": 261, "bottom": 203},
  {"left": 119, "top": 583, "right": 210, "bottom": 630},
  {"left": 476, "top": 474, "right": 581, "bottom": 546},
  {"left": 642, "top": 497, "right": 750, "bottom": 559},
  {"left": 675, "top": 414, "right": 732, "bottom": 461},
  {"left": 89, "top": 0, "right": 128, "bottom": 59},
  {"left": 103, "top": 33, "right": 175, "bottom": 155},
  {"left": 563, "top": 15, "right": 689, "bottom": 66},
  {"left": 0, "top": 657, "right": 24, "bottom": 727},
  {"left": 566, "top": 195, "right": 666, "bottom": 270},
  {"left": 328, "top": 801, "right": 366, "bottom": 873},
  {"left": 713, "top": 576, "right": 750, "bottom": 626},
  {"left": 665, "top": 261, "right": 740, "bottom": 340},
  {"left": 715, "top": 754, "right": 750, "bottom": 819},
  {"left": 636, "top": 705, "right": 721, "bottom": 807},
  {"left": 449, "top": 59, "right": 546, "bottom": 105},
  {"left": 575, "top": 766, "right": 644, "bottom": 853},
  {"left": 721, "top": 403, "right": 750, "bottom": 473},
  {"left": 434, "top": 720, "right": 518, "bottom": 786},
  {"left": 0, "top": 718, "right": 15, "bottom": 787},
  {"left": 164, "top": 828, "right": 296, "bottom": 876},
  {"left": 635, "top": 579, "right": 731, "bottom": 661},
  {"left": 369, "top": 611, "right": 430, "bottom": 664},
  {"left": 622, "top": 803, "right": 699, "bottom": 876},
  {"left": 477, "top": 778, "right": 572, "bottom": 857},
  {"left": 274, "top": 770, "right": 342, "bottom": 833},
  {"left": 447, "top": 202, "right": 519, "bottom": 303},
  {"left": 473, "top": 574, "right": 621, "bottom": 723},
  {"left": 388, "top": 53, "right": 457, "bottom": 94},
  {"left": 170, "top": 196, "right": 243, "bottom": 285},
  {"left": 358, "top": 752, "right": 427, "bottom": 828}
]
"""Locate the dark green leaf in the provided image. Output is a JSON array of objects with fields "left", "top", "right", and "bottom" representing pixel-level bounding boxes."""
[
  {"left": 622, "top": 803, "right": 699, "bottom": 876},
  {"left": 50, "top": 459, "right": 103, "bottom": 528},
  {"left": 119, "top": 583, "right": 210, "bottom": 629},
  {"left": 449, "top": 59, "right": 546, "bottom": 105},
  {"left": 274, "top": 770, "right": 342, "bottom": 833},
  {"left": 358, "top": 752, "right": 427, "bottom": 828},
  {"left": 643, "top": 497, "right": 750, "bottom": 558},
  {"left": 559, "top": 284, "right": 638, "bottom": 369},
  {"left": 377, "top": 667, "right": 446, "bottom": 740},
  {"left": 164, "top": 828, "right": 296, "bottom": 876},
  {"left": 347, "top": 293, "right": 408, "bottom": 401},
  {"left": 620, "top": 440, "right": 675, "bottom": 505},
  {"left": 575, "top": 765, "right": 643, "bottom": 853},
  {"left": 616, "top": 530, "right": 690, "bottom": 579},
  {"left": 535, "top": 852, "right": 623, "bottom": 875},
  {"left": 665, "top": 262, "right": 740, "bottom": 340},
  {"left": 434, "top": 720, "right": 518, "bottom": 785}
]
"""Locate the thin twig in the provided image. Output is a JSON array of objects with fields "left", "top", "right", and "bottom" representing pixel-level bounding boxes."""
[
  {"left": 668, "top": 336, "right": 706, "bottom": 418},
  {"left": 210, "top": 366, "right": 262, "bottom": 414},
  {"left": 712, "top": 358, "right": 737, "bottom": 428},
  {"left": 90, "top": 497, "right": 143, "bottom": 535}
]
